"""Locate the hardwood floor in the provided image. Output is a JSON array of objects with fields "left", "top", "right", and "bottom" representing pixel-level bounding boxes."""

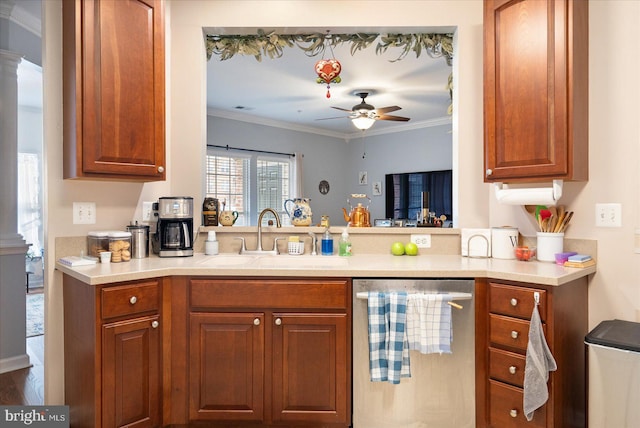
[{"left": 0, "top": 289, "right": 45, "bottom": 406}]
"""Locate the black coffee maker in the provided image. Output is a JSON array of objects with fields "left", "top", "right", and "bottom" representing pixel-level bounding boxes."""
[{"left": 152, "top": 196, "right": 194, "bottom": 257}]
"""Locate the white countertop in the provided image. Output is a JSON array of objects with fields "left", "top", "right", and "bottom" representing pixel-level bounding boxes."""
[{"left": 56, "top": 253, "right": 596, "bottom": 286}]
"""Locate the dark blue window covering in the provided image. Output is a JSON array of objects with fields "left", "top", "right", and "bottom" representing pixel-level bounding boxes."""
[{"left": 385, "top": 170, "right": 452, "bottom": 221}]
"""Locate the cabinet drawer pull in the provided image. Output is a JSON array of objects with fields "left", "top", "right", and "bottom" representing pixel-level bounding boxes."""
[
  {"left": 510, "top": 409, "right": 518, "bottom": 418},
  {"left": 151, "top": 320, "right": 159, "bottom": 329},
  {"left": 157, "top": 166, "right": 165, "bottom": 173},
  {"left": 510, "top": 298, "right": 518, "bottom": 306},
  {"left": 511, "top": 330, "right": 519, "bottom": 339},
  {"left": 509, "top": 365, "right": 517, "bottom": 374},
  {"left": 275, "top": 318, "right": 282, "bottom": 326},
  {"left": 129, "top": 296, "right": 137, "bottom": 305},
  {"left": 486, "top": 168, "right": 493, "bottom": 176},
  {"left": 253, "top": 318, "right": 260, "bottom": 326}
]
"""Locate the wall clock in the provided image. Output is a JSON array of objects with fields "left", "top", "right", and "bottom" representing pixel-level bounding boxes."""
[{"left": 319, "top": 180, "right": 330, "bottom": 195}]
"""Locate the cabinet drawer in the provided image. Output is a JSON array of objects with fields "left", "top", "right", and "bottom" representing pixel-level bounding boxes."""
[
  {"left": 490, "top": 283, "right": 546, "bottom": 321},
  {"left": 490, "top": 314, "right": 543, "bottom": 352},
  {"left": 102, "top": 281, "right": 160, "bottom": 320},
  {"left": 489, "top": 380, "right": 546, "bottom": 427},
  {"left": 489, "top": 347, "right": 525, "bottom": 387},
  {"left": 190, "top": 278, "right": 349, "bottom": 310}
]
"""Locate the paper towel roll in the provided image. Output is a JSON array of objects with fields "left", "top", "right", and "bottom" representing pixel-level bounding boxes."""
[{"left": 494, "top": 181, "right": 563, "bottom": 206}]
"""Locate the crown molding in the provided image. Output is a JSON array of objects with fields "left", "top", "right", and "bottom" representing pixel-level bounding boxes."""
[
  {"left": 1, "top": 1, "right": 41, "bottom": 37},
  {"left": 207, "top": 108, "right": 452, "bottom": 142}
]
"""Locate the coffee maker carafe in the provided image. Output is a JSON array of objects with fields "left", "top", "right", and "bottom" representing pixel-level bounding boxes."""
[{"left": 152, "top": 197, "right": 194, "bottom": 257}]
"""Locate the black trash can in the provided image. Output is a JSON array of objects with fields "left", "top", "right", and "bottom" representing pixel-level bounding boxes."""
[{"left": 585, "top": 319, "right": 640, "bottom": 428}]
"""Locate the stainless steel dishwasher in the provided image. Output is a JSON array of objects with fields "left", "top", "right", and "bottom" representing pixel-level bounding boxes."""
[{"left": 352, "top": 278, "right": 475, "bottom": 428}]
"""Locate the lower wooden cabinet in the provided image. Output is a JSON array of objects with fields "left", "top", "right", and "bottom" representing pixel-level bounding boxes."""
[
  {"left": 475, "top": 278, "right": 588, "bottom": 428},
  {"left": 102, "top": 315, "right": 161, "bottom": 428},
  {"left": 63, "top": 275, "right": 163, "bottom": 428},
  {"left": 183, "top": 277, "right": 352, "bottom": 427}
]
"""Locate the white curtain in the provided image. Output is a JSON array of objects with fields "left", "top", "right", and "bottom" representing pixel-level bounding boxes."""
[
  {"left": 294, "top": 152, "right": 304, "bottom": 197},
  {"left": 18, "top": 153, "right": 42, "bottom": 256}
]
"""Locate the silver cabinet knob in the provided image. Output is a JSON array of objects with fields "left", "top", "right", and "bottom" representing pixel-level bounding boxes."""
[
  {"left": 486, "top": 168, "right": 493, "bottom": 176},
  {"left": 510, "top": 409, "right": 518, "bottom": 418},
  {"left": 157, "top": 166, "right": 165, "bottom": 173},
  {"left": 253, "top": 318, "right": 260, "bottom": 326},
  {"left": 511, "top": 330, "right": 519, "bottom": 339},
  {"left": 151, "top": 320, "right": 159, "bottom": 329},
  {"left": 510, "top": 298, "right": 518, "bottom": 306},
  {"left": 275, "top": 318, "right": 282, "bottom": 326},
  {"left": 509, "top": 365, "right": 517, "bottom": 375},
  {"left": 129, "top": 296, "right": 137, "bottom": 305}
]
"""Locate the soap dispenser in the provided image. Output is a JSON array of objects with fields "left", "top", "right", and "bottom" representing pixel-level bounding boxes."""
[
  {"left": 339, "top": 228, "right": 352, "bottom": 256},
  {"left": 205, "top": 230, "right": 219, "bottom": 255},
  {"left": 321, "top": 227, "right": 333, "bottom": 255}
]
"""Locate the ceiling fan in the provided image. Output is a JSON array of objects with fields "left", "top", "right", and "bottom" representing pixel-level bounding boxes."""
[{"left": 319, "top": 91, "right": 411, "bottom": 130}]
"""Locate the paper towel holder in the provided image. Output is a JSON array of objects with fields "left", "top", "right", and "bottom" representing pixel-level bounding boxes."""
[{"left": 493, "top": 180, "right": 563, "bottom": 206}]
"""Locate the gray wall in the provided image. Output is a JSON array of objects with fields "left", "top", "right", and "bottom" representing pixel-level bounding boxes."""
[{"left": 207, "top": 115, "right": 452, "bottom": 225}]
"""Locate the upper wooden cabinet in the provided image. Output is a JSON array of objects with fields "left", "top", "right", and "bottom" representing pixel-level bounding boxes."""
[
  {"left": 63, "top": 0, "right": 166, "bottom": 181},
  {"left": 483, "top": 0, "right": 588, "bottom": 183}
]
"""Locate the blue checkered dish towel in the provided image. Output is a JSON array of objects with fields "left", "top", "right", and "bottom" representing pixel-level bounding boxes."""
[
  {"left": 406, "top": 293, "right": 453, "bottom": 354},
  {"left": 367, "top": 291, "right": 411, "bottom": 384}
]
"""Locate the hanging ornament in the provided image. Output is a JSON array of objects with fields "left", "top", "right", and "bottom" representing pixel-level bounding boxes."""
[
  {"left": 315, "top": 58, "right": 341, "bottom": 98},
  {"left": 314, "top": 33, "right": 341, "bottom": 98}
]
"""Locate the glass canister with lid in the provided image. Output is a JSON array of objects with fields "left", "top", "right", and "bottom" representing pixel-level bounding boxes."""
[
  {"left": 87, "top": 231, "right": 110, "bottom": 258},
  {"left": 108, "top": 231, "right": 132, "bottom": 262}
]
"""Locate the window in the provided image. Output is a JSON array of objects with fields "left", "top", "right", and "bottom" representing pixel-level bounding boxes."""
[{"left": 206, "top": 149, "right": 295, "bottom": 225}]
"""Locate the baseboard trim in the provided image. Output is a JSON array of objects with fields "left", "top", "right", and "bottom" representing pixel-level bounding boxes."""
[{"left": 0, "top": 354, "right": 32, "bottom": 374}]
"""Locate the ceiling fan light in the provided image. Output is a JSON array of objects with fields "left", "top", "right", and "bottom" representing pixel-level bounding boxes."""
[{"left": 351, "top": 116, "right": 375, "bottom": 130}]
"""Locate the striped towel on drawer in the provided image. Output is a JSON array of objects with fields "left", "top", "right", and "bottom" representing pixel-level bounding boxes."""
[
  {"left": 367, "top": 291, "right": 411, "bottom": 384},
  {"left": 406, "top": 293, "right": 453, "bottom": 354}
]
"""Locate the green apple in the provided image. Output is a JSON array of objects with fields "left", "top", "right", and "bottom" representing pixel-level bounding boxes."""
[
  {"left": 391, "top": 242, "right": 405, "bottom": 256},
  {"left": 404, "top": 242, "right": 419, "bottom": 256}
]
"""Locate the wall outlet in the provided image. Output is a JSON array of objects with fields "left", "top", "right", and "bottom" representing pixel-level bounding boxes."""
[
  {"left": 595, "top": 203, "right": 622, "bottom": 228},
  {"left": 411, "top": 234, "right": 432, "bottom": 248},
  {"left": 73, "top": 202, "right": 96, "bottom": 224},
  {"left": 142, "top": 201, "right": 154, "bottom": 222}
]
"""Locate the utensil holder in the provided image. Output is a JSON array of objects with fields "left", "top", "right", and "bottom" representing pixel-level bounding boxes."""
[
  {"left": 288, "top": 242, "right": 304, "bottom": 255},
  {"left": 537, "top": 232, "right": 564, "bottom": 262}
]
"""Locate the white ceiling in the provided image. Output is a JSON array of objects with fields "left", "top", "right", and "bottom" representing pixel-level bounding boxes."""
[{"left": 205, "top": 29, "right": 453, "bottom": 140}]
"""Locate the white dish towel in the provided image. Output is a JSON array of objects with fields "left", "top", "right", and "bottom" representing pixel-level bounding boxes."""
[
  {"left": 523, "top": 303, "right": 557, "bottom": 421},
  {"left": 406, "top": 294, "right": 453, "bottom": 354}
]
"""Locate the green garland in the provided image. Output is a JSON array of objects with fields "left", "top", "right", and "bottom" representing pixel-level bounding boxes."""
[{"left": 205, "top": 30, "right": 453, "bottom": 65}]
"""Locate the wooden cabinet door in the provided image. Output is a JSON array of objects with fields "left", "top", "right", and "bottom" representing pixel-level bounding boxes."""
[
  {"left": 271, "top": 313, "right": 350, "bottom": 425},
  {"left": 483, "top": 0, "right": 588, "bottom": 182},
  {"left": 102, "top": 314, "right": 160, "bottom": 428},
  {"left": 63, "top": 0, "right": 165, "bottom": 180},
  {"left": 189, "top": 312, "right": 265, "bottom": 423}
]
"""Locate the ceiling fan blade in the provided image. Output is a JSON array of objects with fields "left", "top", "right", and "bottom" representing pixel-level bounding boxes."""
[
  {"left": 331, "top": 106, "right": 354, "bottom": 112},
  {"left": 316, "top": 116, "right": 348, "bottom": 121},
  {"left": 377, "top": 114, "right": 410, "bottom": 122},
  {"left": 376, "top": 106, "right": 402, "bottom": 114}
]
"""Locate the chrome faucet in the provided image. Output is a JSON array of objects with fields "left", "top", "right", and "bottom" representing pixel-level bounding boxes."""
[{"left": 257, "top": 208, "right": 282, "bottom": 252}]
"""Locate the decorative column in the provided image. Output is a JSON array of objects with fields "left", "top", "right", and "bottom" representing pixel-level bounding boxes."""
[{"left": 0, "top": 47, "right": 30, "bottom": 374}]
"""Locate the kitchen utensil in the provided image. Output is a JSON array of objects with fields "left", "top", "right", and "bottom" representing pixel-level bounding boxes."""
[{"left": 342, "top": 194, "right": 371, "bottom": 227}]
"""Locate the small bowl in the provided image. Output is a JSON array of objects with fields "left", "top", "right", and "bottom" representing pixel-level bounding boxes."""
[{"left": 515, "top": 246, "right": 536, "bottom": 261}]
